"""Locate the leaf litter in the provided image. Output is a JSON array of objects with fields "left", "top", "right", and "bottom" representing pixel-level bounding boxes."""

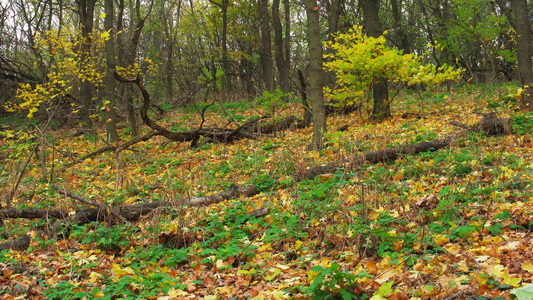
[{"left": 1, "top": 84, "right": 533, "bottom": 299}]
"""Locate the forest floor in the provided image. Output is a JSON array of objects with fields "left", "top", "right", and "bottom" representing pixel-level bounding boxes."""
[{"left": 1, "top": 83, "right": 533, "bottom": 299}]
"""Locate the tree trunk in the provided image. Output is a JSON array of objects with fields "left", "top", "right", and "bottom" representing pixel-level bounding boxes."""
[
  {"left": 360, "top": 0, "right": 391, "bottom": 121},
  {"left": 220, "top": 0, "right": 231, "bottom": 97},
  {"left": 115, "top": 0, "right": 148, "bottom": 136},
  {"left": 78, "top": 0, "right": 97, "bottom": 134},
  {"left": 284, "top": 0, "right": 291, "bottom": 89},
  {"left": 272, "top": 0, "right": 290, "bottom": 93},
  {"left": 511, "top": 0, "right": 533, "bottom": 110},
  {"left": 258, "top": 0, "right": 274, "bottom": 92},
  {"left": 304, "top": 0, "right": 326, "bottom": 150},
  {"left": 104, "top": 0, "right": 119, "bottom": 143},
  {"left": 391, "top": 0, "right": 411, "bottom": 54},
  {"left": 324, "top": 0, "right": 342, "bottom": 86}
]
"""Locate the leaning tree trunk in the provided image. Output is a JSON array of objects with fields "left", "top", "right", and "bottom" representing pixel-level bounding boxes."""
[
  {"left": 304, "top": 0, "right": 326, "bottom": 151},
  {"left": 361, "top": 0, "right": 391, "bottom": 121}
]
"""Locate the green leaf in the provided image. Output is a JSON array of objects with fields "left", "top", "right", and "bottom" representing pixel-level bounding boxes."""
[{"left": 510, "top": 284, "right": 533, "bottom": 300}]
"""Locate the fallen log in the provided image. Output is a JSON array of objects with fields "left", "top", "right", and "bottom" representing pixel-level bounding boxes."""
[
  {"left": 0, "top": 184, "right": 258, "bottom": 251},
  {"left": 450, "top": 111, "right": 511, "bottom": 136},
  {"left": 113, "top": 71, "right": 322, "bottom": 145},
  {"left": 0, "top": 236, "right": 31, "bottom": 251},
  {"left": 298, "top": 113, "right": 511, "bottom": 181},
  {"left": 298, "top": 135, "right": 456, "bottom": 181},
  {"left": 0, "top": 208, "right": 66, "bottom": 219},
  {"left": 51, "top": 184, "right": 130, "bottom": 224}
]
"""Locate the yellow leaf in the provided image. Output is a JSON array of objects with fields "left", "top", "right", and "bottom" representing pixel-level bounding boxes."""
[
  {"left": 425, "top": 159, "right": 435, "bottom": 167},
  {"left": 262, "top": 268, "right": 281, "bottom": 281},
  {"left": 503, "top": 274, "right": 521, "bottom": 287},
  {"left": 434, "top": 234, "right": 449, "bottom": 246},
  {"left": 369, "top": 210, "right": 380, "bottom": 220},
  {"left": 217, "top": 286, "right": 233, "bottom": 295},
  {"left": 491, "top": 265, "right": 506, "bottom": 279},
  {"left": 93, "top": 289, "right": 104, "bottom": 298},
  {"left": 294, "top": 240, "right": 303, "bottom": 251},
  {"left": 88, "top": 271, "right": 102, "bottom": 283},
  {"left": 111, "top": 263, "right": 135, "bottom": 276},
  {"left": 99, "top": 12, "right": 106, "bottom": 18},
  {"left": 307, "top": 269, "right": 320, "bottom": 283},
  {"left": 522, "top": 260, "right": 533, "bottom": 272},
  {"left": 215, "top": 259, "right": 226, "bottom": 269},
  {"left": 101, "top": 30, "right": 110, "bottom": 40},
  {"left": 168, "top": 288, "right": 188, "bottom": 297},
  {"left": 80, "top": 244, "right": 92, "bottom": 250},
  {"left": 168, "top": 222, "right": 178, "bottom": 233}
]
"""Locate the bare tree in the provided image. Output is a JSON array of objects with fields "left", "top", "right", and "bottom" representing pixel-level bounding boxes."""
[{"left": 304, "top": 0, "right": 326, "bottom": 150}]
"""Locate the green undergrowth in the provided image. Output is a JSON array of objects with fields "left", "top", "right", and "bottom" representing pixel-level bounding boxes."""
[{"left": 1, "top": 83, "right": 533, "bottom": 298}]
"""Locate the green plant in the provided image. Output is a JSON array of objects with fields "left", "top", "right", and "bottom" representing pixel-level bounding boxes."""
[
  {"left": 512, "top": 113, "right": 533, "bottom": 135},
  {"left": 254, "top": 88, "right": 290, "bottom": 115},
  {"left": 306, "top": 263, "right": 371, "bottom": 299},
  {"left": 72, "top": 223, "right": 136, "bottom": 251}
]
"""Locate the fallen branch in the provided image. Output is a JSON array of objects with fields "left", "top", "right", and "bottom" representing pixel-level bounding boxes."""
[
  {"left": 60, "top": 130, "right": 159, "bottom": 172},
  {"left": 299, "top": 113, "right": 511, "bottom": 181},
  {"left": 0, "top": 209, "right": 66, "bottom": 220},
  {"left": 0, "top": 184, "right": 258, "bottom": 251},
  {"left": 0, "top": 236, "right": 31, "bottom": 251},
  {"left": 51, "top": 184, "right": 130, "bottom": 224},
  {"left": 298, "top": 135, "right": 457, "bottom": 181},
  {"left": 113, "top": 72, "right": 317, "bottom": 145}
]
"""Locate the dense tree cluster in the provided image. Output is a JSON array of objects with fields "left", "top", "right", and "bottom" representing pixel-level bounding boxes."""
[{"left": 0, "top": 0, "right": 532, "bottom": 146}]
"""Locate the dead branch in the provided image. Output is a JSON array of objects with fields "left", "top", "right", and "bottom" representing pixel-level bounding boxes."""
[
  {"left": 450, "top": 112, "right": 511, "bottom": 135},
  {"left": 0, "top": 209, "right": 66, "bottom": 219},
  {"left": 299, "top": 113, "right": 512, "bottom": 181},
  {"left": 298, "top": 135, "right": 457, "bottom": 181},
  {"left": 0, "top": 236, "right": 31, "bottom": 251},
  {"left": 450, "top": 120, "right": 472, "bottom": 130},
  {"left": 113, "top": 71, "right": 312, "bottom": 144},
  {"left": 0, "top": 184, "right": 258, "bottom": 251},
  {"left": 60, "top": 130, "right": 159, "bottom": 172},
  {"left": 50, "top": 184, "right": 130, "bottom": 224}
]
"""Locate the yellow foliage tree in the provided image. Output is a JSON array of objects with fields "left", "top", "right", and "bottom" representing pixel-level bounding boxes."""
[{"left": 324, "top": 25, "right": 463, "bottom": 110}]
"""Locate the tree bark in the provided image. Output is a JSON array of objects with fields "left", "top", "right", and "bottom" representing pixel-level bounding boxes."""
[
  {"left": 324, "top": 0, "right": 342, "bottom": 86},
  {"left": 258, "top": 0, "right": 274, "bottom": 92},
  {"left": 272, "top": 0, "right": 290, "bottom": 93},
  {"left": 78, "top": 0, "right": 97, "bottom": 134},
  {"left": 391, "top": 0, "right": 411, "bottom": 54},
  {"left": 304, "top": 0, "right": 326, "bottom": 150},
  {"left": 511, "top": 0, "right": 533, "bottom": 110},
  {"left": 361, "top": 0, "right": 391, "bottom": 121},
  {"left": 104, "top": 0, "right": 119, "bottom": 143}
]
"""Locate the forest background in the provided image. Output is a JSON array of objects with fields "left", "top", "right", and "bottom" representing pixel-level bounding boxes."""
[{"left": 1, "top": 0, "right": 533, "bottom": 299}]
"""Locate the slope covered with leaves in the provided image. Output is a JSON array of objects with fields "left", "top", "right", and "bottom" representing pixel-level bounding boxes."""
[{"left": 1, "top": 83, "right": 533, "bottom": 299}]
